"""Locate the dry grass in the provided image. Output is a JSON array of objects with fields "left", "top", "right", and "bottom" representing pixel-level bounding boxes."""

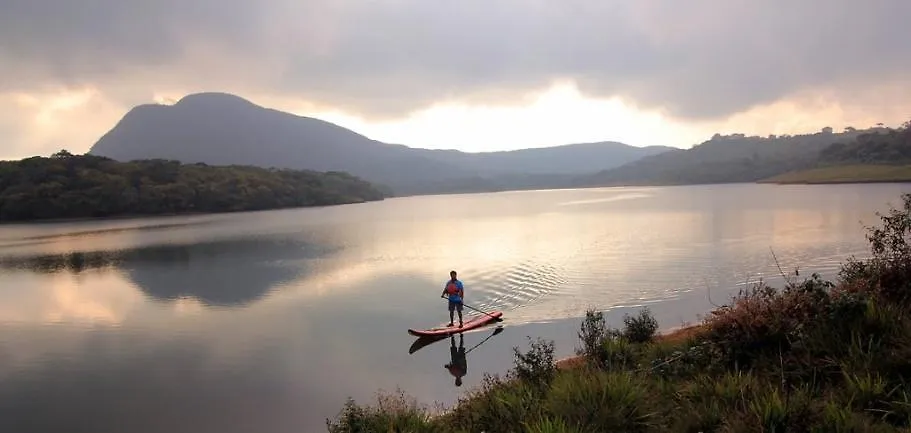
[{"left": 760, "top": 164, "right": 911, "bottom": 184}]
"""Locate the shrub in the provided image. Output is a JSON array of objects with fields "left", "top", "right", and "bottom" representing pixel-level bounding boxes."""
[
  {"left": 622, "top": 307, "right": 659, "bottom": 343},
  {"left": 522, "top": 416, "right": 585, "bottom": 433},
  {"left": 512, "top": 337, "right": 557, "bottom": 388},
  {"left": 448, "top": 375, "right": 543, "bottom": 432},
  {"left": 576, "top": 308, "right": 608, "bottom": 359},
  {"left": 699, "top": 273, "right": 838, "bottom": 369},
  {"left": 325, "top": 389, "right": 433, "bottom": 433},
  {"left": 544, "top": 370, "right": 656, "bottom": 432},
  {"left": 840, "top": 193, "right": 911, "bottom": 303},
  {"left": 598, "top": 336, "right": 637, "bottom": 371}
]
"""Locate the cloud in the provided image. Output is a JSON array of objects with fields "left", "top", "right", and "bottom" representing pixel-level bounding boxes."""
[
  {"left": 0, "top": 0, "right": 909, "bottom": 123},
  {"left": 0, "top": 89, "right": 125, "bottom": 159}
]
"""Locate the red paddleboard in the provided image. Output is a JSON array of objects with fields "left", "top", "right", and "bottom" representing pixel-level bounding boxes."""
[{"left": 408, "top": 311, "right": 503, "bottom": 337}]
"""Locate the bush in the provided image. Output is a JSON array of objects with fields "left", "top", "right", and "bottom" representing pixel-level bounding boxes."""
[
  {"left": 522, "top": 417, "right": 584, "bottom": 433},
  {"left": 840, "top": 193, "right": 911, "bottom": 303},
  {"left": 447, "top": 374, "right": 543, "bottom": 432},
  {"left": 512, "top": 337, "right": 557, "bottom": 388},
  {"left": 574, "top": 307, "right": 659, "bottom": 369},
  {"left": 544, "top": 370, "right": 656, "bottom": 432},
  {"left": 622, "top": 308, "right": 659, "bottom": 343},
  {"left": 576, "top": 308, "right": 608, "bottom": 359},
  {"left": 325, "top": 389, "right": 433, "bottom": 433}
]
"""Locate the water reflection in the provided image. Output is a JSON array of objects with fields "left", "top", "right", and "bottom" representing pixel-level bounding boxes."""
[
  {"left": 0, "top": 236, "right": 337, "bottom": 307},
  {"left": 408, "top": 326, "right": 505, "bottom": 388},
  {"left": 0, "top": 330, "right": 301, "bottom": 433},
  {"left": 1, "top": 183, "right": 909, "bottom": 432}
]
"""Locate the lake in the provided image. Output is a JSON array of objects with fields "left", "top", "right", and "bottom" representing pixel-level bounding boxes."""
[{"left": 0, "top": 183, "right": 908, "bottom": 433}]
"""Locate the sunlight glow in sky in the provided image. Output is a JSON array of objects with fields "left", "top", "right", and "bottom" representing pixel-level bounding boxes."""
[
  {"left": 304, "top": 81, "right": 693, "bottom": 151},
  {"left": 1, "top": 0, "right": 909, "bottom": 160},
  {"left": 1, "top": 78, "right": 908, "bottom": 161}
]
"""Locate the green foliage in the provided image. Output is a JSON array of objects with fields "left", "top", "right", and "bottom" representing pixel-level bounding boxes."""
[
  {"left": 0, "top": 151, "right": 386, "bottom": 222},
  {"left": 583, "top": 127, "right": 871, "bottom": 186},
  {"left": 325, "top": 390, "right": 433, "bottom": 433},
  {"left": 762, "top": 121, "right": 911, "bottom": 184},
  {"left": 326, "top": 193, "right": 911, "bottom": 432},
  {"left": 596, "top": 336, "right": 637, "bottom": 371},
  {"left": 575, "top": 308, "right": 610, "bottom": 359},
  {"left": 585, "top": 121, "right": 911, "bottom": 187},
  {"left": 522, "top": 417, "right": 584, "bottom": 433},
  {"left": 819, "top": 121, "right": 911, "bottom": 165},
  {"left": 511, "top": 337, "right": 557, "bottom": 388},
  {"left": 841, "top": 193, "right": 911, "bottom": 304},
  {"left": 575, "top": 307, "right": 659, "bottom": 369},
  {"left": 623, "top": 307, "right": 659, "bottom": 343},
  {"left": 447, "top": 374, "right": 544, "bottom": 431},
  {"left": 544, "top": 370, "right": 657, "bottom": 432}
]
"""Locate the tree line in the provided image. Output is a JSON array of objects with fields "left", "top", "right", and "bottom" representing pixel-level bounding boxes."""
[
  {"left": 580, "top": 121, "right": 911, "bottom": 187},
  {"left": 818, "top": 120, "right": 911, "bottom": 165},
  {"left": 0, "top": 150, "right": 388, "bottom": 222}
]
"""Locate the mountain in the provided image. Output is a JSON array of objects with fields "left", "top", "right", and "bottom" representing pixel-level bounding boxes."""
[
  {"left": 576, "top": 128, "right": 878, "bottom": 187},
  {"left": 88, "top": 92, "right": 672, "bottom": 196}
]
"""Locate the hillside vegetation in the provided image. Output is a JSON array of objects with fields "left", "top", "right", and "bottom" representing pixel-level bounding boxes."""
[
  {"left": 819, "top": 121, "right": 911, "bottom": 165},
  {"left": 579, "top": 127, "right": 875, "bottom": 187},
  {"left": 0, "top": 150, "right": 386, "bottom": 222},
  {"left": 763, "top": 121, "right": 911, "bottom": 184},
  {"left": 328, "top": 193, "right": 911, "bottom": 432}
]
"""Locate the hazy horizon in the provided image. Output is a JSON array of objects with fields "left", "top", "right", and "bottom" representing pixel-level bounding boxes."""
[
  {"left": 3, "top": 90, "right": 904, "bottom": 162},
  {"left": 1, "top": 0, "right": 909, "bottom": 160}
]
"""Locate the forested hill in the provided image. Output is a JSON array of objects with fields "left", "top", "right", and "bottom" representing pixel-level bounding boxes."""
[
  {"left": 818, "top": 121, "right": 911, "bottom": 165},
  {"left": 757, "top": 121, "right": 911, "bottom": 184},
  {"left": 0, "top": 151, "right": 387, "bottom": 222},
  {"left": 577, "top": 127, "right": 879, "bottom": 187}
]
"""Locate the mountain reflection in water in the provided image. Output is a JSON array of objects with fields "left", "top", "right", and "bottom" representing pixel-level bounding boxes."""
[{"left": 0, "top": 235, "right": 338, "bottom": 306}]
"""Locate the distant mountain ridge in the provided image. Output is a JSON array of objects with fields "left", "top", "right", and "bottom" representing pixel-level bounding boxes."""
[
  {"left": 576, "top": 128, "right": 880, "bottom": 187},
  {"left": 88, "top": 92, "right": 674, "bottom": 195}
]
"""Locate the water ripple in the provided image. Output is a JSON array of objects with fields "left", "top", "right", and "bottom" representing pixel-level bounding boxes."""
[{"left": 463, "top": 259, "right": 570, "bottom": 313}]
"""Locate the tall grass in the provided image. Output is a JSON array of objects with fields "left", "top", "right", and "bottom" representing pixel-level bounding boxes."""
[{"left": 326, "top": 193, "right": 911, "bottom": 432}]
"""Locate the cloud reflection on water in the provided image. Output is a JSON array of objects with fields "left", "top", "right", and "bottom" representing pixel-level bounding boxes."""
[{"left": 0, "top": 184, "right": 906, "bottom": 432}]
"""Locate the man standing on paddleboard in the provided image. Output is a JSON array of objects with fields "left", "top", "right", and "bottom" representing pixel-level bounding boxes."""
[{"left": 441, "top": 270, "right": 464, "bottom": 327}]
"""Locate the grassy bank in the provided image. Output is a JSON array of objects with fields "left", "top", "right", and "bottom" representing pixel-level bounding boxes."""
[
  {"left": 327, "top": 193, "right": 911, "bottom": 432},
  {"left": 760, "top": 164, "right": 911, "bottom": 184}
]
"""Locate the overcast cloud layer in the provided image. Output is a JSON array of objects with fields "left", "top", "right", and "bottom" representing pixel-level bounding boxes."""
[{"left": 2, "top": 0, "right": 910, "bottom": 122}]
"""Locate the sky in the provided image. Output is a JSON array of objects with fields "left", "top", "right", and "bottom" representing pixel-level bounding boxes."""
[{"left": 1, "top": 0, "right": 910, "bottom": 160}]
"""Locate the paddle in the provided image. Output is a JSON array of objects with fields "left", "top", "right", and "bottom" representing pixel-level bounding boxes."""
[
  {"left": 464, "top": 326, "right": 504, "bottom": 355},
  {"left": 441, "top": 295, "right": 503, "bottom": 322}
]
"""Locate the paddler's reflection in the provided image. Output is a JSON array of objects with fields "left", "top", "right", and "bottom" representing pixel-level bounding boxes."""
[{"left": 444, "top": 334, "right": 467, "bottom": 387}]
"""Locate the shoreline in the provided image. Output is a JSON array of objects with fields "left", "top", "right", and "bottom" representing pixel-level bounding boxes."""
[
  {"left": 0, "top": 198, "right": 378, "bottom": 227},
  {"left": 759, "top": 179, "right": 911, "bottom": 185},
  {"left": 3, "top": 180, "right": 899, "bottom": 226}
]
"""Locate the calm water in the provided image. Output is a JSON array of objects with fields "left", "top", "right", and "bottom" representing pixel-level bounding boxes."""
[{"left": 0, "top": 183, "right": 908, "bottom": 432}]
